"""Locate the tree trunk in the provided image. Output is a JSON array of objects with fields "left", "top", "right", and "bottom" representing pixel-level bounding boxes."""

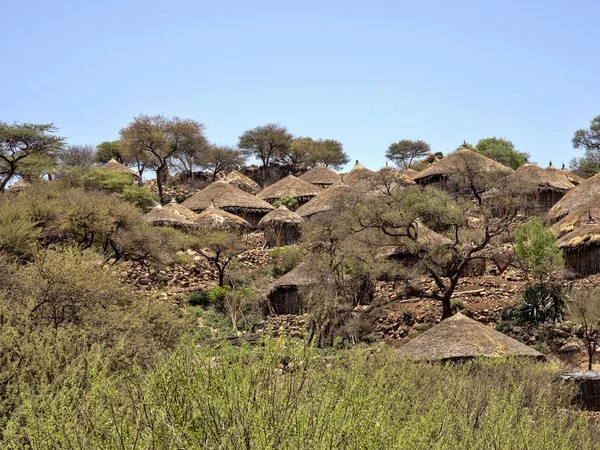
[
  {"left": 155, "top": 167, "right": 164, "bottom": 203},
  {"left": 0, "top": 166, "right": 16, "bottom": 191},
  {"left": 441, "top": 296, "right": 453, "bottom": 319},
  {"left": 217, "top": 267, "right": 225, "bottom": 287}
]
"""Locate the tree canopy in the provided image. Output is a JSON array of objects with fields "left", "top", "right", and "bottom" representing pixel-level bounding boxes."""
[
  {"left": 570, "top": 115, "right": 600, "bottom": 178},
  {"left": 470, "top": 137, "right": 528, "bottom": 169},
  {"left": 386, "top": 140, "right": 431, "bottom": 170}
]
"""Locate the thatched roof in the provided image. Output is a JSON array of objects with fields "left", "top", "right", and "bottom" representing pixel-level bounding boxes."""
[
  {"left": 144, "top": 205, "right": 194, "bottom": 228},
  {"left": 298, "top": 165, "right": 341, "bottom": 186},
  {"left": 343, "top": 161, "right": 376, "bottom": 185},
  {"left": 257, "top": 175, "right": 323, "bottom": 203},
  {"left": 551, "top": 204, "right": 600, "bottom": 237},
  {"left": 267, "top": 263, "right": 326, "bottom": 293},
  {"left": 192, "top": 203, "right": 252, "bottom": 232},
  {"left": 412, "top": 149, "right": 513, "bottom": 184},
  {"left": 556, "top": 223, "right": 600, "bottom": 249},
  {"left": 103, "top": 158, "right": 140, "bottom": 178},
  {"left": 296, "top": 182, "right": 355, "bottom": 218},
  {"left": 224, "top": 170, "right": 260, "bottom": 194},
  {"left": 547, "top": 172, "right": 600, "bottom": 224},
  {"left": 6, "top": 179, "right": 30, "bottom": 192},
  {"left": 163, "top": 199, "right": 198, "bottom": 220},
  {"left": 507, "top": 164, "right": 582, "bottom": 195},
  {"left": 398, "top": 313, "right": 543, "bottom": 361},
  {"left": 259, "top": 205, "right": 304, "bottom": 226},
  {"left": 181, "top": 180, "right": 275, "bottom": 213},
  {"left": 401, "top": 168, "right": 420, "bottom": 179}
]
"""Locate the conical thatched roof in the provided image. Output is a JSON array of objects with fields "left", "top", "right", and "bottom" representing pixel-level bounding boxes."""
[
  {"left": 103, "top": 158, "right": 140, "bottom": 178},
  {"left": 343, "top": 161, "right": 376, "bottom": 184},
  {"left": 398, "top": 313, "right": 543, "bottom": 361},
  {"left": 296, "top": 182, "right": 355, "bottom": 218},
  {"left": 547, "top": 172, "right": 600, "bottom": 224},
  {"left": 507, "top": 164, "right": 582, "bottom": 195},
  {"left": 224, "top": 170, "right": 260, "bottom": 194},
  {"left": 163, "top": 199, "right": 198, "bottom": 220},
  {"left": 551, "top": 204, "right": 600, "bottom": 237},
  {"left": 401, "top": 168, "right": 420, "bottom": 179},
  {"left": 257, "top": 175, "right": 323, "bottom": 203},
  {"left": 556, "top": 223, "right": 600, "bottom": 249},
  {"left": 259, "top": 205, "right": 304, "bottom": 226},
  {"left": 298, "top": 165, "right": 341, "bottom": 187},
  {"left": 412, "top": 149, "right": 513, "bottom": 184},
  {"left": 144, "top": 205, "right": 194, "bottom": 228},
  {"left": 181, "top": 180, "right": 275, "bottom": 213},
  {"left": 268, "top": 263, "right": 330, "bottom": 293},
  {"left": 192, "top": 203, "right": 252, "bottom": 232}
]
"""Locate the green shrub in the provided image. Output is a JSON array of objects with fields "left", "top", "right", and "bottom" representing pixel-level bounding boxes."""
[
  {"left": 121, "top": 184, "right": 159, "bottom": 211},
  {"left": 273, "top": 195, "right": 298, "bottom": 210},
  {"left": 517, "top": 283, "right": 567, "bottom": 324},
  {"left": 271, "top": 245, "right": 305, "bottom": 277}
]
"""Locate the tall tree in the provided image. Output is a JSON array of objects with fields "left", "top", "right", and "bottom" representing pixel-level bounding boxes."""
[
  {"left": 277, "top": 137, "right": 313, "bottom": 170},
  {"left": 308, "top": 139, "right": 349, "bottom": 170},
  {"left": 571, "top": 115, "right": 600, "bottom": 178},
  {"left": 57, "top": 144, "right": 95, "bottom": 168},
  {"left": 171, "top": 124, "right": 210, "bottom": 177},
  {"left": 473, "top": 137, "right": 528, "bottom": 169},
  {"left": 238, "top": 123, "right": 292, "bottom": 184},
  {"left": 199, "top": 145, "right": 246, "bottom": 180},
  {"left": 386, "top": 140, "right": 431, "bottom": 170},
  {"left": 0, "top": 122, "right": 64, "bottom": 191},
  {"left": 120, "top": 115, "right": 206, "bottom": 201}
]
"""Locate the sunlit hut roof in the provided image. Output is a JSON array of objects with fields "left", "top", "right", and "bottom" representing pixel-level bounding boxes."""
[
  {"left": 507, "top": 163, "right": 582, "bottom": 195},
  {"left": 224, "top": 170, "right": 260, "bottom": 194},
  {"left": 295, "top": 182, "right": 355, "bottom": 218},
  {"left": 267, "top": 262, "right": 329, "bottom": 294},
  {"left": 181, "top": 180, "right": 275, "bottom": 213},
  {"left": 398, "top": 312, "right": 543, "bottom": 361},
  {"left": 297, "top": 165, "right": 341, "bottom": 187},
  {"left": 259, "top": 205, "right": 304, "bottom": 227},
  {"left": 546, "top": 171, "right": 600, "bottom": 224},
  {"left": 103, "top": 158, "right": 140, "bottom": 179},
  {"left": 402, "top": 168, "right": 420, "bottom": 179},
  {"left": 551, "top": 202, "right": 600, "bottom": 237},
  {"left": 257, "top": 175, "right": 323, "bottom": 203},
  {"left": 144, "top": 204, "right": 194, "bottom": 228},
  {"left": 412, "top": 149, "right": 513, "bottom": 184},
  {"left": 556, "top": 223, "right": 600, "bottom": 250},
  {"left": 163, "top": 199, "right": 198, "bottom": 220},
  {"left": 193, "top": 202, "right": 252, "bottom": 232},
  {"left": 342, "top": 160, "right": 376, "bottom": 185}
]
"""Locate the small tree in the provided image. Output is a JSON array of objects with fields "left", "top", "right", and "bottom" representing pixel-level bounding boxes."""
[
  {"left": 57, "top": 144, "right": 96, "bottom": 168},
  {"left": 514, "top": 218, "right": 563, "bottom": 284},
  {"left": 199, "top": 145, "right": 246, "bottom": 180},
  {"left": 307, "top": 139, "right": 349, "bottom": 170},
  {"left": 473, "top": 137, "right": 528, "bottom": 169},
  {"left": 95, "top": 140, "right": 127, "bottom": 164},
  {"left": 272, "top": 196, "right": 298, "bottom": 210},
  {"left": 386, "top": 140, "right": 431, "bottom": 170},
  {"left": 568, "top": 287, "right": 600, "bottom": 370}
]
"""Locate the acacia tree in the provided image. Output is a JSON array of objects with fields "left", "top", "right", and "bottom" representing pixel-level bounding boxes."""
[
  {"left": 0, "top": 122, "right": 64, "bottom": 191},
  {"left": 238, "top": 123, "right": 292, "bottom": 185},
  {"left": 277, "top": 137, "right": 313, "bottom": 170},
  {"left": 120, "top": 115, "right": 206, "bottom": 200},
  {"left": 199, "top": 145, "right": 246, "bottom": 180},
  {"left": 571, "top": 115, "right": 600, "bottom": 178},
  {"left": 386, "top": 140, "right": 431, "bottom": 170},
  {"left": 95, "top": 141, "right": 127, "bottom": 164},
  {"left": 473, "top": 137, "right": 528, "bottom": 169},
  {"left": 307, "top": 139, "right": 349, "bottom": 170},
  {"left": 171, "top": 125, "right": 210, "bottom": 178},
  {"left": 568, "top": 287, "right": 600, "bottom": 370},
  {"left": 57, "top": 144, "right": 95, "bottom": 168}
]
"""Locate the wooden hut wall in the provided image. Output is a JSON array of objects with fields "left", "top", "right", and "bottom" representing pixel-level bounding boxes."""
[
  {"left": 538, "top": 190, "right": 566, "bottom": 212},
  {"left": 564, "top": 246, "right": 600, "bottom": 277},
  {"left": 232, "top": 210, "right": 267, "bottom": 227},
  {"left": 264, "top": 223, "right": 301, "bottom": 248},
  {"left": 268, "top": 288, "right": 302, "bottom": 314}
]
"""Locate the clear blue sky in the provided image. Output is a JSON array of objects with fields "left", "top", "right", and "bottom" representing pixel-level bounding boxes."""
[{"left": 2, "top": 0, "right": 599, "bottom": 171}]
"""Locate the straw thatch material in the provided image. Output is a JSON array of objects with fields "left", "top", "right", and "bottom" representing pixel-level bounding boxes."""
[
  {"left": 224, "top": 170, "right": 260, "bottom": 194},
  {"left": 181, "top": 180, "right": 274, "bottom": 226},
  {"left": 6, "top": 179, "right": 30, "bottom": 192},
  {"left": 103, "top": 158, "right": 140, "bottom": 179},
  {"left": 295, "top": 182, "right": 355, "bottom": 219},
  {"left": 192, "top": 203, "right": 252, "bottom": 233},
  {"left": 298, "top": 165, "right": 341, "bottom": 188},
  {"left": 401, "top": 168, "right": 420, "bottom": 179},
  {"left": 343, "top": 161, "right": 376, "bottom": 185},
  {"left": 144, "top": 204, "right": 194, "bottom": 229},
  {"left": 547, "top": 172, "right": 600, "bottom": 224},
  {"left": 258, "top": 205, "right": 304, "bottom": 247},
  {"left": 412, "top": 149, "right": 513, "bottom": 194},
  {"left": 257, "top": 175, "right": 323, "bottom": 205},
  {"left": 556, "top": 223, "right": 600, "bottom": 276},
  {"left": 551, "top": 204, "right": 600, "bottom": 237},
  {"left": 163, "top": 199, "right": 198, "bottom": 220},
  {"left": 267, "top": 263, "right": 325, "bottom": 314},
  {"left": 506, "top": 164, "right": 582, "bottom": 212},
  {"left": 398, "top": 313, "right": 543, "bottom": 362}
]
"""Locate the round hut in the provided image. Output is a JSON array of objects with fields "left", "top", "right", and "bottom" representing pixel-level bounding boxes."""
[
  {"left": 551, "top": 203, "right": 600, "bottom": 238},
  {"left": 163, "top": 198, "right": 198, "bottom": 220},
  {"left": 412, "top": 149, "right": 513, "bottom": 196},
  {"left": 258, "top": 205, "right": 304, "bottom": 248},
  {"left": 144, "top": 204, "right": 194, "bottom": 229},
  {"left": 343, "top": 161, "right": 376, "bottom": 185},
  {"left": 181, "top": 180, "right": 274, "bottom": 226},
  {"left": 224, "top": 170, "right": 260, "bottom": 194},
  {"left": 556, "top": 223, "right": 600, "bottom": 276},
  {"left": 398, "top": 312, "right": 543, "bottom": 362},
  {"left": 103, "top": 158, "right": 141, "bottom": 180},
  {"left": 193, "top": 203, "right": 252, "bottom": 233},
  {"left": 266, "top": 263, "right": 331, "bottom": 314},
  {"left": 506, "top": 163, "right": 582, "bottom": 212},
  {"left": 256, "top": 175, "right": 323, "bottom": 207},
  {"left": 298, "top": 165, "right": 341, "bottom": 188},
  {"left": 295, "top": 182, "right": 355, "bottom": 219},
  {"left": 546, "top": 171, "right": 600, "bottom": 225}
]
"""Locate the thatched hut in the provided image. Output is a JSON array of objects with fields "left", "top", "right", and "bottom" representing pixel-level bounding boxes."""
[
  {"left": 266, "top": 263, "right": 324, "bottom": 314},
  {"left": 257, "top": 175, "right": 323, "bottom": 207},
  {"left": 412, "top": 149, "right": 513, "bottom": 196},
  {"left": 192, "top": 203, "right": 252, "bottom": 233},
  {"left": 342, "top": 161, "right": 376, "bottom": 185},
  {"left": 181, "top": 180, "right": 274, "bottom": 226},
  {"left": 258, "top": 205, "right": 303, "bottom": 248},
  {"left": 103, "top": 158, "right": 141, "bottom": 180},
  {"left": 401, "top": 168, "right": 420, "bottom": 179},
  {"left": 163, "top": 199, "right": 198, "bottom": 220},
  {"left": 224, "top": 170, "right": 260, "bottom": 194},
  {"left": 296, "top": 182, "right": 355, "bottom": 219},
  {"left": 556, "top": 223, "right": 600, "bottom": 276},
  {"left": 547, "top": 172, "right": 600, "bottom": 224},
  {"left": 506, "top": 164, "right": 582, "bottom": 212},
  {"left": 298, "top": 165, "right": 341, "bottom": 188},
  {"left": 551, "top": 203, "right": 600, "bottom": 237},
  {"left": 398, "top": 313, "right": 543, "bottom": 362},
  {"left": 144, "top": 204, "right": 194, "bottom": 229}
]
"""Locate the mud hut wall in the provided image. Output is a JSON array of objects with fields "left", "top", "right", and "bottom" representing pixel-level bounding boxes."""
[
  {"left": 538, "top": 190, "right": 566, "bottom": 212},
  {"left": 263, "top": 223, "right": 301, "bottom": 248},
  {"left": 234, "top": 210, "right": 267, "bottom": 227},
  {"left": 268, "top": 288, "right": 302, "bottom": 314},
  {"left": 564, "top": 246, "right": 600, "bottom": 277}
]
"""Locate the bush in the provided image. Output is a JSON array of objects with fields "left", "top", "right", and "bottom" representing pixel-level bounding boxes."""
[
  {"left": 273, "top": 195, "right": 298, "bottom": 210},
  {"left": 188, "top": 291, "right": 212, "bottom": 307},
  {"left": 270, "top": 245, "right": 305, "bottom": 277},
  {"left": 517, "top": 283, "right": 567, "bottom": 324}
]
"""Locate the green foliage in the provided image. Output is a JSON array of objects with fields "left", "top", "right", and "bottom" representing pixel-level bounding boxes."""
[
  {"left": 0, "top": 201, "right": 40, "bottom": 260},
  {"left": 450, "top": 298, "right": 466, "bottom": 311},
  {"left": 517, "top": 283, "right": 567, "bottom": 324},
  {"left": 270, "top": 245, "right": 305, "bottom": 277},
  {"left": 514, "top": 218, "right": 564, "bottom": 281},
  {"left": 272, "top": 195, "right": 298, "bottom": 210},
  {"left": 188, "top": 290, "right": 212, "bottom": 307},
  {"left": 121, "top": 184, "right": 159, "bottom": 211},
  {"left": 472, "top": 137, "right": 529, "bottom": 169},
  {"left": 199, "top": 145, "right": 246, "bottom": 180},
  {"left": 570, "top": 115, "right": 600, "bottom": 178},
  {"left": 238, "top": 123, "right": 293, "bottom": 169},
  {"left": 567, "top": 287, "right": 600, "bottom": 370},
  {"left": 82, "top": 166, "right": 135, "bottom": 192},
  {"left": 386, "top": 139, "right": 431, "bottom": 170},
  {"left": 95, "top": 140, "right": 125, "bottom": 164}
]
